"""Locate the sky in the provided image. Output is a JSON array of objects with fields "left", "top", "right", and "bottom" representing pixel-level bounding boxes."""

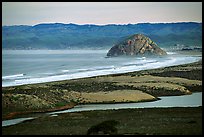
[{"left": 2, "top": 2, "right": 202, "bottom": 26}]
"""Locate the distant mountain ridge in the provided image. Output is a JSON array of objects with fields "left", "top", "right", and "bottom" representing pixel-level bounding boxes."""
[{"left": 2, "top": 22, "right": 202, "bottom": 50}]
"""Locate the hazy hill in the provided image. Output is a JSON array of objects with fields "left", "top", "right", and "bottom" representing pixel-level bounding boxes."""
[{"left": 2, "top": 22, "right": 202, "bottom": 50}]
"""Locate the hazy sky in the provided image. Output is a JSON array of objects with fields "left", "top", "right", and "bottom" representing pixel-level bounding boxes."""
[{"left": 2, "top": 2, "right": 202, "bottom": 26}]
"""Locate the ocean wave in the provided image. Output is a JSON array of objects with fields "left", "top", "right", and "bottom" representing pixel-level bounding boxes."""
[
  {"left": 123, "top": 60, "right": 158, "bottom": 67},
  {"left": 166, "top": 52, "right": 177, "bottom": 55},
  {"left": 2, "top": 55, "right": 201, "bottom": 87},
  {"left": 2, "top": 74, "right": 26, "bottom": 80},
  {"left": 137, "top": 57, "right": 146, "bottom": 60},
  {"left": 62, "top": 66, "right": 115, "bottom": 74},
  {"left": 89, "top": 66, "right": 115, "bottom": 71},
  {"left": 61, "top": 70, "right": 70, "bottom": 73}
]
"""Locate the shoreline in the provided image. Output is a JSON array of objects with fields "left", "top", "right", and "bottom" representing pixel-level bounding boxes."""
[
  {"left": 2, "top": 58, "right": 202, "bottom": 89},
  {"left": 2, "top": 59, "right": 202, "bottom": 120},
  {"left": 3, "top": 102, "right": 76, "bottom": 120},
  {"left": 2, "top": 54, "right": 202, "bottom": 88}
]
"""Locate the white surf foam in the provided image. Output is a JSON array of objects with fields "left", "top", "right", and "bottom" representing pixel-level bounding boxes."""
[
  {"left": 2, "top": 74, "right": 25, "bottom": 80},
  {"left": 2, "top": 55, "right": 201, "bottom": 87}
]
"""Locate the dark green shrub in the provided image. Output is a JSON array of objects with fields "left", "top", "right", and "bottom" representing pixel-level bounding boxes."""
[{"left": 87, "top": 120, "right": 119, "bottom": 135}]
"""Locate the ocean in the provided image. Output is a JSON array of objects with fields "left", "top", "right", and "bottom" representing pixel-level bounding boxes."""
[{"left": 2, "top": 49, "right": 202, "bottom": 87}]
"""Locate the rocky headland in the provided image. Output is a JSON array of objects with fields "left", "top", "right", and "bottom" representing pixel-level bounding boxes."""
[{"left": 107, "top": 34, "right": 167, "bottom": 57}]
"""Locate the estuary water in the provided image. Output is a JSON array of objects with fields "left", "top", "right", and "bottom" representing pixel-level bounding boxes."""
[
  {"left": 2, "top": 49, "right": 202, "bottom": 87},
  {"left": 2, "top": 92, "right": 202, "bottom": 127}
]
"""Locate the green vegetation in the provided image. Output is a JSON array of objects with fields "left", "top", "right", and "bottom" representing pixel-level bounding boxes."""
[
  {"left": 2, "top": 22, "right": 202, "bottom": 49},
  {"left": 87, "top": 120, "right": 119, "bottom": 135},
  {"left": 50, "top": 81, "right": 135, "bottom": 92},
  {"left": 2, "top": 107, "right": 202, "bottom": 135},
  {"left": 54, "top": 102, "right": 68, "bottom": 107}
]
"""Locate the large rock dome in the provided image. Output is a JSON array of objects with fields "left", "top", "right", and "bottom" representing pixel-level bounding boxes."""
[{"left": 107, "top": 34, "right": 167, "bottom": 57}]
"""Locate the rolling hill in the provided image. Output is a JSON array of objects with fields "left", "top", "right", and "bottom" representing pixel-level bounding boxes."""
[{"left": 2, "top": 22, "right": 202, "bottom": 50}]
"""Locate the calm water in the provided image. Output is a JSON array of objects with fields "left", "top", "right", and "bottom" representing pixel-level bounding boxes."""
[
  {"left": 2, "top": 92, "right": 202, "bottom": 127},
  {"left": 49, "top": 92, "right": 202, "bottom": 115},
  {"left": 2, "top": 50, "right": 202, "bottom": 87}
]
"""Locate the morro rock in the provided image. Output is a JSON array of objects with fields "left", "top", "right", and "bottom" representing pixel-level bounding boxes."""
[{"left": 107, "top": 34, "right": 167, "bottom": 57}]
